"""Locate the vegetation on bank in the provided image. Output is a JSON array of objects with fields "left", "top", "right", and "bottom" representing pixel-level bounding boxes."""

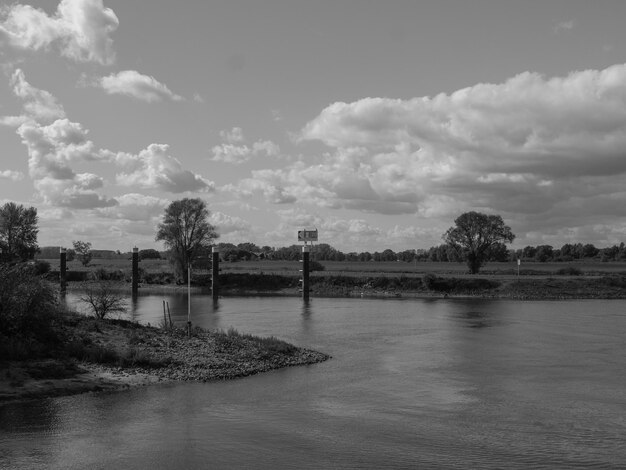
[{"left": 0, "top": 264, "right": 329, "bottom": 402}]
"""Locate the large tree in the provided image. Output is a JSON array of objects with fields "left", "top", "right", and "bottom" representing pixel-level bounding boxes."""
[
  {"left": 443, "top": 211, "right": 515, "bottom": 274},
  {"left": 72, "top": 240, "right": 93, "bottom": 266},
  {"left": 155, "top": 198, "right": 218, "bottom": 282},
  {"left": 0, "top": 202, "right": 39, "bottom": 261}
]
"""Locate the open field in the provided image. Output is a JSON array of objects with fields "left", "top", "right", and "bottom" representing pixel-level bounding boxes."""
[{"left": 39, "top": 257, "right": 626, "bottom": 279}]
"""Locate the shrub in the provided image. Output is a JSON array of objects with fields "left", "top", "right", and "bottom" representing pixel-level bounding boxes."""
[
  {"left": 420, "top": 273, "right": 500, "bottom": 292},
  {"left": 422, "top": 273, "right": 437, "bottom": 290},
  {"left": 556, "top": 266, "right": 582, "bottom": 276},
  {"left": 30, "top": 259, "right": 51, "bottom": 275},
  {"left": 0, "top": 263, "right": 61, "bottom": 348},
  {"left": 92, "top": 267, "right": 126, "bottom": 281},
  {"left": 79, "top": 283, "right": 127, "bottom": 320},
  {"left": 309, "top": 260, "right": 325, "bottom": 272},
  {"left": 142, "top": 271, "right": 173, "bottom": 284},
  {"left": 600, "top": 276, "right": 626, "bottom": 289}
]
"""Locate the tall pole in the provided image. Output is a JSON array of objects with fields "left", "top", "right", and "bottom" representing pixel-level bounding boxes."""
[
  {"left": 132, "top": 247, "right": 139, "bottom": 294},
  {"left": 187, "top": 260, "right": 191, "bottom": 338},
  {"left": 302, "top": 245, "right": 310, "bottom": 301},
  {"left": 212, "top": 246, "right": 219, "bottom": 301},
  {"left": 60, "top": 247, "right": 67, "bottom": 294}
]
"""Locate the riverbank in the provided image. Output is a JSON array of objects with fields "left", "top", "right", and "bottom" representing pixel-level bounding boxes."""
[
  {"left": 0, "top": 312, "right": 330, "bottom": 404},
  {"left": 62, "top": 273, "right": 626, "bottom": 300},
  {"left": 210, "top": 274, "right": 626, "bottom": 300},
  {"left": 306, "top": 276, "right": 626, "bottom": 300}
]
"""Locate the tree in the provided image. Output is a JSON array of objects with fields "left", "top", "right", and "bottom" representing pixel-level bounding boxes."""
[
  {"left": 73, "top": 240, "right": 93, "bottom": 266},
  {"left": 534, "top": 245, "right": 554, "bottom": 262},
  {"left": 155, "top": 198, "right": 218, "bottom": 282},
  {"left": 443, "top": 212, "right": 515, "bottom": 274},
  {"left": 79, "top": 283, "right": 126, "bottom": 320},
  {"left": 138, "top": 248, "right": 161, "bottom": 260},
  {"left": 0, "top": 202, "right": 39, "bottom": 261}
]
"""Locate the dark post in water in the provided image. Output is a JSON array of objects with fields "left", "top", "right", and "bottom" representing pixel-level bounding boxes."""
[
  {"left": 132, "top": 247, "right": 139, "bottom": 294},
  {"left": 60, "top": 247, "right": 67, "bottom": 293},
  {"left": 212, "top": 246, "right": 219, "bottom": 301},
  {"left": 302, "top": 245, "right": 310, "bottom": 301}
]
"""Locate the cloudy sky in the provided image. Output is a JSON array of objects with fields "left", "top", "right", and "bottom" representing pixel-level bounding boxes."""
[{"left": 1, "top": 0, "right": 626, "bottom": 252}]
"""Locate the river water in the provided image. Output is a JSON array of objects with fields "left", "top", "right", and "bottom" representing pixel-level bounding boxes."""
[{"left": 1, "top": 295, "right": 625, "bottom": 469}]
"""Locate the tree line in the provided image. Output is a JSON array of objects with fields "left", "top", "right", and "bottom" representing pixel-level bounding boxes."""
[
  {"left": 3, "top": 198, "right": 625, "bottom": 279},
  {"left": 216, "top": 241, "right": 623, "bottom": 264}
]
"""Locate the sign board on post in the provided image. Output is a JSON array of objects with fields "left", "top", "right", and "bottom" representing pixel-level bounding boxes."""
[{"left": 298, "top": 229, "right": 318, "bottom": 242}]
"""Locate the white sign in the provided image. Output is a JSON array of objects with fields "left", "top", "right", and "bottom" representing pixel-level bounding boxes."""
[{"left": 298, "top": 229, "right": 318, "bottom": 242}]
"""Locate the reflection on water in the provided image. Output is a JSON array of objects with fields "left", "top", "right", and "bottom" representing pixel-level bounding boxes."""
[
  {"left": 3, "top": 297, "right": 626, "bottom": 469},
  {"left": 460, "top": 310, "right": 492, "bottom": 328}
]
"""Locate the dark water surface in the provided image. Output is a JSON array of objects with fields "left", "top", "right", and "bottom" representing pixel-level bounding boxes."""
[{"left": 2, "top": 296, "right": 625, "bottom": 469}]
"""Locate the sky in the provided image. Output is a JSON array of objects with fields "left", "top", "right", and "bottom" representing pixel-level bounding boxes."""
[{"left": 1, "top": 0, "right": 626, "bottom": 253}]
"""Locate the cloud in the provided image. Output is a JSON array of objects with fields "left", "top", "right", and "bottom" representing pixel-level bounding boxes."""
[
  {"left": 115, "top": 143, "right": 214, "bottom": 193},
  {"left": 10, "top": 69, "right": 66, "bottom": 122},
  {"left": 7, "top": 69, "right": 214, "bottom": 204},
  {"left": 0, "top": 169, "right": 24, "bottom": 181},
  {"left": 16, "top": 118, "right": 117, "bottom": 208},
  {"left": 220, "top": 127, "right": 244, "bottom": 143},
  {"left": 0, "top": 0, "right": 119, "bottom": 65},
  {"left": 211, "top": 127, "right": 280, "bottom": 164},
  {"left": 98, "top": 70, "right": 183, "bottom": 102},
  {"left": 228, "top": 147, "right": 419, "bottom": 213},
  {"left": 279, "top": 63, "right": 626, "bottom": 229},
  {"left": 96, "top": 193, "right": 168, "bottom": 221},
  {"left": 554, "top": 20, "right": 574, "bottom": 34},
  {"left": 208, "top": 211, "right": 252, "bottom": 236}
]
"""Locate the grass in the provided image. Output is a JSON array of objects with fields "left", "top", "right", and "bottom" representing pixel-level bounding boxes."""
[
  {"left": 39, "top": 256, "right": 626, "bottom": 277},
  {"left": 215, "top": 326, "right": 298, "bottom": 356}
]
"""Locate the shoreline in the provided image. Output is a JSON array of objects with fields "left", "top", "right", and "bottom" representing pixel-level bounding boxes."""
[
  {"left": 60, "top": 271, "right": 626, "bottom": 300},
  {"left": 0, "top": 315, "right": 330, "bottom": 404}
]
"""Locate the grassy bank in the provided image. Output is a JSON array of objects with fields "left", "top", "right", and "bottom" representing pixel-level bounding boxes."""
[{"left": 0, "top": 264, "right": 330, "bottom": 403}]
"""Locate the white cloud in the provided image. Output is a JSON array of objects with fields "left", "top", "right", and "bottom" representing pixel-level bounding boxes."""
[
  {"left": 10, "top": 69, "right": 66, "bottom": 122},
  {"left": 0, "top": 115, "right": 28, "bottom": 127},
  {"left": 0, "top": 0, "right": 119, "bottom": 65},
  {"left": 0, "top": 169, "right": 24, "bottom": 181},
  {"left": 15, "top": 118, "right": 117, "bottom": 208},
  {"left": 115, "top": 143, "right": 214, "bottom": 193},
  {"left": 211, "top": 127, "right": 280, "bottom": 164},
  {"left": 7, "top": 70, "right": 214, "bottom": 202},
  {"left": 554, "top": 20, "right": 574, "bottom": 34},
  {"left": 282, "top": 63, "right": 626, "bottom": 228},
  {"left": 96, "top": 193, "right": 168, "bottom": 221},
  {"left": 98, "top": 70, "right": 183, "bottom": 102},
  {"left": 209, "top": 211, "right": 252, "bottom": 236},
  {"left": 220, "top": 127, "right": 244, "bottom": 143}
]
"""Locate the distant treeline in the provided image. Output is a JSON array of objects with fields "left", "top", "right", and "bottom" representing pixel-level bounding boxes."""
[
  {"left": 38, "top": 241, "right": 626, "bottom": 264},
  {"left": 216, "top": 241, "right": 626, "bottom": 263}
]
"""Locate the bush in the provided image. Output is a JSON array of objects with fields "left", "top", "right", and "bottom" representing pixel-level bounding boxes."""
[
  {"left": 142, "top": 271, "right": 173, "bottom": 284},
  {"left": 600, "top": 276, "right": 626, "bottom": 289},
  {"left": 92, "top": 267, "right": 126, "bottom": 281},
  {"left": 0, "top": 263, "right": 62, "bottom": 358},
  {"left": 422, "top": 273, "right": 437, "bottom": 290},
  {"left": 309, "top": 260, "right": 325, "bottom": 272},
  {"left": 420, "top": 273, "right": 500, "bottom": 293},
  {"left": 79, "top": 283, "right": 127, "bottom": 320},
  {"left": 30, "top": 259, "right": 51, "bottom": 275},
  {"left": 556, "top": 266, "right": 582, "bottom": 276}
]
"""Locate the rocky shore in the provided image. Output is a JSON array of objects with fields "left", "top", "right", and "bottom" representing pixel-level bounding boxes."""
[{"left": 0, "top": 314, "right": 330, "bottom": 403}]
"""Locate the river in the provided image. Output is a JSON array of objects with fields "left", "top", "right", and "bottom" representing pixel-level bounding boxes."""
[{"left": 1, "top": 295, "right": 625, "bottom": 469}]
